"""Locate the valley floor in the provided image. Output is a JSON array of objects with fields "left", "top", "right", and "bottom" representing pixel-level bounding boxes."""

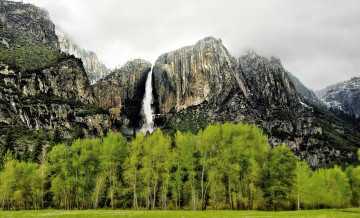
[{"left": 0, "top": 209, "right": 360, "bottom": 218}]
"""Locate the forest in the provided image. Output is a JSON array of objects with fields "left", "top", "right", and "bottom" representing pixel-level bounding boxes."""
[
  {"left": 0, "top": 26, "right": 65, "bottom": 73},
  {"left": 0, "top": 122, "right": 359, "bottom": 211}
]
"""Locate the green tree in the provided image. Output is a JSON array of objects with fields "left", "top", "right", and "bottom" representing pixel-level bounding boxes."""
[
  {"left": 197, "top": 123, "right": 221, "bottom": 210},
  {"left": 124, "top": 133, "right": 145, "bottom": 209},
  {"left": 140, "top": 129, "right": 172, "bottom": 210},
  {"left": 263, "top": 145, "right": 297, "bottom": 211},
  {"left": 0, "top": 151, "right": 18, "bottom": 210},
  {"left": 326, "top": 166, "right": 351, "bottom": 208},
  {"left": 50, "top": 128, "right": 62, "bottom": 148},
  {"left": 308, "top": 166, "right": 351, "bottom": 209},
  {"left": 22, "top": 145, "right": 30, "bottom": 162},
  {"left": 2, "top": 129, "right": 15, "bottom": 157},
  {"left": 76, "top": 138, "right": 101, "bottom": 209},
  {"left": 346, "top": 166, "right": 360, "bottom": 206},
  {"left": 293, "top": 161, "right": 311, "bottom": 210},
  {"left": 86, "top": 138, "right": 104, "bottom": 210},
  {"left": 48, "top": 144, "right": 70, "bottom": 209},
  {"left": 37, "top": 148, "right": 49, "bottom": 209},
  {"left": 13, "top": 190, "right": 25, "bottom": 210},
  {"left": 31, "top": 137, "right": 43, "bottom": 163},
  {"left": 216, "top": 123, "right": 269, "bottom": 210},
  {"left": 92, "top": 173, "right": 105, "bottom": 209},
  {"left": 243, "top": 125, "right": 269, "bottom": 210},
  {"left": 15, "top": 162, "right": 38, "bottom": 209},
  {"left": 174, "top": 131, "right": 197, "bottom": 210},
  {"left": 218, "top": 123, "right": 243, "bottom": 210},
  {"left": 308, "top": 168, "right": 327, "bottom": 208},
  {"left": 100, "top": 132, "right": 127, "bottom": 209},
  {"left": 0, "top": 122, "right": 357, "bottom": 211},
  {"left": 71, "top": 125, "right": 85, "bottom": 141}
]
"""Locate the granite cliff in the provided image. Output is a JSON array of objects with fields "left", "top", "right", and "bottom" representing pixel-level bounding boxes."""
[
  {"left": 1, "top": 0, "right": 359, "bottom": 167},
  {"left": 153, "top": 37, "right": 360, "bottom": 167},
  {"left": 0, "top": 1, "right": 112, "bottom": 153},
  {"left": 92, "top": 59, "right": 151, "bottom": 130},
  {"left": 0, "top": 57, "right": 112, "bottom": 150},
  {"left": 316, "top": 77, "right": 360, "bottom": 118},
  {"left": 56, "top": 29, "right": 111, "bottom": 84},
  {"left": 0, "top": 0, "right": 58, "bottom": 48},
  {"left": 271, "top": 57, "right": 320, "bottom": 104}
]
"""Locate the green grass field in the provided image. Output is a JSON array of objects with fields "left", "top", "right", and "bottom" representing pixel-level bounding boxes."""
[{"left": 0, "top": 209, "right": 360, "bottom": 218}]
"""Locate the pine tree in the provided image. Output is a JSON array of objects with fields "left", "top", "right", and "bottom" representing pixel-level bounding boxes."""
[
  {"left": 49, "top": 128, "right": 62, "bottom": 150},
  {"left": 52, "top": 128, "right": 61, "bottom": 144},
  {"left": 31, "top": 137, "right": 43, "bottom": 163},
  {"left": 71, "top": 125, "right": 85, "bottom": 141},
  {"left": 2, "top": 129, "right": 15, "bottom": 156},
  {"left": 22, "top": 145, "right": 30, "bottom": 162}
]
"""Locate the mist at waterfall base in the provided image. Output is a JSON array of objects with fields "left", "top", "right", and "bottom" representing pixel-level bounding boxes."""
[{"left": 140, "top": 67, "right": 155, "bottom": 134}]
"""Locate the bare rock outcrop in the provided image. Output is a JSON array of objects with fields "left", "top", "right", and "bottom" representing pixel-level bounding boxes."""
[{"left": 92, "top": 59, "right": 151, "bottom": 128}]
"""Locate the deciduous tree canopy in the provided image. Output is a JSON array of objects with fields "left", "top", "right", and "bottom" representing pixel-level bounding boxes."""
[{"left": 0, "top": 123, "right": 358, "bottom": 210}]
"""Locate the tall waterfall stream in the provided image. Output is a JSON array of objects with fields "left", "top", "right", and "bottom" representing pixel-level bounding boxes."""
[{"left": 140, "top": 67, "right": 154, "bottom": 134}]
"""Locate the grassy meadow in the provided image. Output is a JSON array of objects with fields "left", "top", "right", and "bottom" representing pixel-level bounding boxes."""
[{"left": 0, "top": 209, "right": 360, "bottom": 218}]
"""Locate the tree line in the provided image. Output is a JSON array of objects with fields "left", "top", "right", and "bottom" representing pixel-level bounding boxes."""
[
  {"left": 0, "top": 27, "right": 65, "bottom": 73},
  {"left": 329, "top": 107, "right": 360, "bottom": 129},
  {"left": 0, "top": 122, "right": 359, "bottom": 211}
]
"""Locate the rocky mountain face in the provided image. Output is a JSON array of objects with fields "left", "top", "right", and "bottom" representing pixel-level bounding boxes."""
[
  {"left": 1, "top": 0, "right": 359, "bottom": 167},
  {"left": 0, "top": 58, "right": 112, "bottom": 138},
  {"left": 270, "top": 57, "right": 320, "bottom": 104},
  {"left": 22, "top": 58, "right": 95, "bottom": 104},
  {"left": 1, "top": 0, "right": 111, "bottom": 84},
  {"left": 316, "top": 77, "right": 360, "bottom": 118},
  {"left": 0, "top": 1, "right": 113, "bottom": 153},
  {"left": 92, "top": 59, "right": 151, "bottom": 130},
  {"left": 56, "top": 29, "right": 110, "bottom": 84},
  {"left": 153, "top": 37, "right": 359, "bottom": 167},
  {"left": 153, "top": 37, "right": 247, "bottom": 114},
  {"left": 0, "top": 0, "right": 58, "bottom": 49}
]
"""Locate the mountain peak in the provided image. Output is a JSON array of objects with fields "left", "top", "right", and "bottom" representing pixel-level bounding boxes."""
[
  {"left": 195, "top": 36, "right": 222, "bottom": 45},
  {"left": 56, "top": 28, "right": 111, "bottom": 84},
  {"left": 270, "top": 56, "right": 283, "bottom": 68},
  {"left": 316, "top": 77, "right": 360, "bottom": 118},
  {"left": 193, "top": 36, "right": 229, "bottom": 55},
  {"left": 0, "top": 0, "right": 59, "bottom": 49}
]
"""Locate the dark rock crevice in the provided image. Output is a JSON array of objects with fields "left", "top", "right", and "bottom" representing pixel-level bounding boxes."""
[{"left": 92, "top": 59, "right": 151, "bottom": 129}]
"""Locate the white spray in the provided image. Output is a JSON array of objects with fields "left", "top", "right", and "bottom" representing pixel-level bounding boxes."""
[{"left": 140, "top": 66, "right": 154, "bottom": 134}]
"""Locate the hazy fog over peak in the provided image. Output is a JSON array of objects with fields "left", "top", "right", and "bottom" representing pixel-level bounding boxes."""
[{"left": 23, "top": 0, "right": 360, "bottom": 90}]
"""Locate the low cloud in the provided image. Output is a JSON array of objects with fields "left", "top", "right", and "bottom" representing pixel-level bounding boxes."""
[{"left": 24, "top": 0, "right": 360, "bottom": 90}]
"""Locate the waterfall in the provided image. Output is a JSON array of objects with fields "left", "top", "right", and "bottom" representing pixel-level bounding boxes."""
[{"left": 140, "top": 67, "right": 154, "bottom": 134}]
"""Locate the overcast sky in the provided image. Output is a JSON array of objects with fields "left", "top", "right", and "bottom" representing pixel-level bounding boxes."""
[{"left": 23, "top": 0, "right": 360, "bottom": 90}]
